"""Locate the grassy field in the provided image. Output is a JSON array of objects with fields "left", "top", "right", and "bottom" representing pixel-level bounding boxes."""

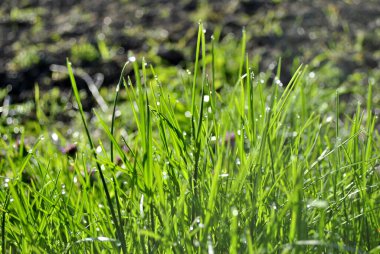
[{"left": 1, "top": 24, "right": 380, "bottom": 253}]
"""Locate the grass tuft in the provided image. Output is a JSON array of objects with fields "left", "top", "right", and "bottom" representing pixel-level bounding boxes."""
[{"left": 0, "top": 24, "right": 379, "bottom": 253}]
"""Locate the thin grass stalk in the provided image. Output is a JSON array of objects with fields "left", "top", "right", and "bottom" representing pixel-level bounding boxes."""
[
  {"left": 246, "top": 54, "right": 255, "bottom": 144},
  {"left": 1, "top": 191, "right": 10, "bottom": 254},
  {"left": 110, "top": 63, "right": 130, "bottom": 248},
  {"left": 67, "top": 60, "right": 126, "bottom": 253},
  {"left": 111, "top": 61, "right": 130, "bottom": 162}
]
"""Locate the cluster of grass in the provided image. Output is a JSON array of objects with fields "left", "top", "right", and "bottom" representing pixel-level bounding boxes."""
[{"left": 1, "top": 24, "right": 379, "bottom": 253}]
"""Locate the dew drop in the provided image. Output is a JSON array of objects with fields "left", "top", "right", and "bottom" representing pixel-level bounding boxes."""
[
  {"left": 51, "top": 133, "right": 59, "bottom": 142},
  {"left": 275, "top": 78, "right": 283, "bottom": 87},
  {"left": 325, "top": 116, "right": 333, "bottom": 123},
  {"left": 128, "top": 56, "right": 136, "bottom": 62},
  {"left": 98, "top": 236, "right": 110, "bottom": 242}
]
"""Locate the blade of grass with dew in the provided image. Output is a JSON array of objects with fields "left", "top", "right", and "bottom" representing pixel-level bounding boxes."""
[
  {"left": 66, "top": 59, "right": 126, "bottom": 253},
  {"left": 110, "top": 60, "right": 130, "bottom": 162}
]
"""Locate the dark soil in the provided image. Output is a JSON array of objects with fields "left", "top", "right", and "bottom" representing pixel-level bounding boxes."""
[{"left": 1, "top": 0, "right": 379, "bottom": 102}]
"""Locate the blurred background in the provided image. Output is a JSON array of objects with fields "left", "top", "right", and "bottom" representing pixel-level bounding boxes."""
[{"left": 1, "top": 0, "right": 379, "bottom": 102}]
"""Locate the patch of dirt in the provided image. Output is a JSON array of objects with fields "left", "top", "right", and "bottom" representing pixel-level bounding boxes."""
[{"left": 0, "top": 0, "right": 379, "bottom": 102}]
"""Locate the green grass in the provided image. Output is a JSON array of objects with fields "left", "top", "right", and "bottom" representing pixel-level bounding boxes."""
[{"left": 1, "top": 24, "right": 379, "bottom": 253}]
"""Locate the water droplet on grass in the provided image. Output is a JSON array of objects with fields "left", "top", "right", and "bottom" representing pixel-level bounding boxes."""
[
  {"left": 275, "top": 78, "right": 283, "bottom": 87},
  {"left": 51, "top": 133, "right": 59, "bottom": 142},
  {"left": 204, "top": 95, "right": 210, "bottom": 102},
  {"left": 307, "top": 199, "right": 328, "bottom": 209},
  {"left": 128, "top": 56, "right": 136, "bottom": 62},
  {"left": 140, "top": 194, "right": 144, "bottom": 218},
  {"left": 13, "top": 127, "right": 20, "bottom": 134},
  {"left": 3, "top": 178, "right": 10, "bottom": 188},
  {"left": 231, "top": 207, "right": 239, "bottom": 216},
  {"left": 185, "top": 111, "right": 192, "bottom": 118},
  {"left": 325, "top": 116, "right": 333, "bottom": 123},
  {"left": 97, "top": 236, "right": 111, "bottom": 242}
]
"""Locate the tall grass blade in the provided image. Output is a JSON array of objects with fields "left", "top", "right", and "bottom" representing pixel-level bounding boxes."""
[{"left": 67, "top": 59, "right": 126, "bottom": 253}]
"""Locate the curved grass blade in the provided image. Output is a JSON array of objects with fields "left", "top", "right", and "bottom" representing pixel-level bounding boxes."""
[{"left": 66, "top": 59, "right": 126, "bottom": 253}]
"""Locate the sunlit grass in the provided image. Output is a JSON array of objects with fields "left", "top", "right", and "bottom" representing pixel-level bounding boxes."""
[{"left": 1, "top": 23, "right": 379, "bottom": 253}]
